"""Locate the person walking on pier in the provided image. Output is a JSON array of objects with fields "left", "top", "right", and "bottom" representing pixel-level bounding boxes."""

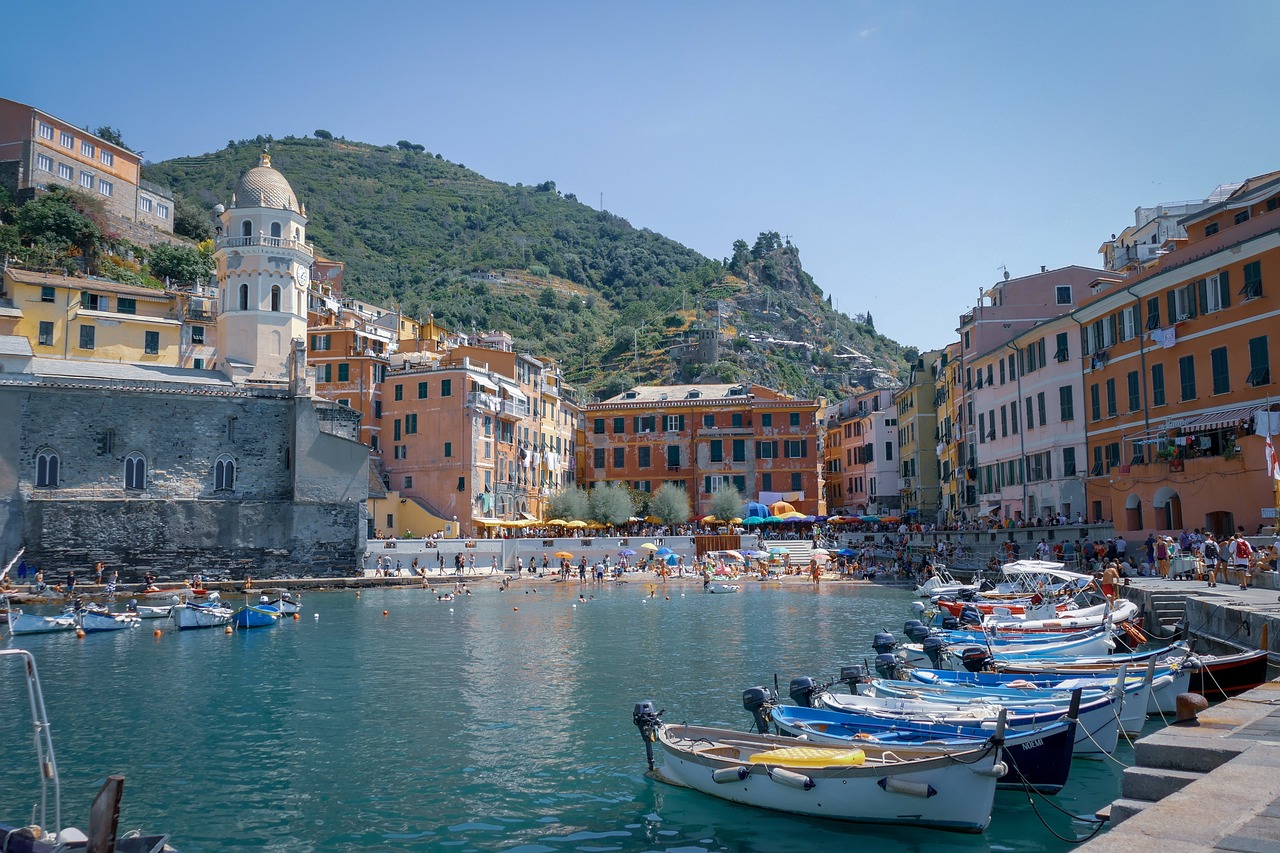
[
  {"left": 1203, "top": 534, "right": 1219, "bottom": 587},
  {"left": 1231, "top": 534, "right": 1254, "bottom": 590}
]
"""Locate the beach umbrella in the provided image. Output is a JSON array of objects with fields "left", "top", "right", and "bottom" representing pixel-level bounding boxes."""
[
  {"left": 618, "top": 548, "right": 637, "bottom": 557},
  {"left": 701, "top": 514, "right": 719, "bottom": 523},
  {"left": 779, "top": 511, "right": 806, "bottom": 520},
  {"left": 730, "top": 517, "right": 743, "bottom": 524},
  {"left": 722, "top": 550, "right": 744, "bottom": 561},
  {"left": 764, "top": 515, "right": 784, "bottom": 523},
  {"left": 881, "top": 516, "right": 902, "bottom": 524},
  {"left": 566, "top": 520, "right": 587, "bottom": 528},
  {"left": 554, "top": 551, "right": 574, "bottom": 559},
  {"left": 742, "top": 516, "right": 766, "bottom": 525},
  {"left": 744, "top": 550, "right": 769, "bottom": 559},
  {"left": 812, "top": 549, "right": 829, "bottom": 556},
  {"left": 859, "top": 515, "right": 881, "bottom": 523},
  {"left": 628, "top": 516, "right": 644, "bottom": 523},
  {"left": 644, "top": 515, "right": 663, "bottom": 524},
  {"left": 665, "top": 554, "right": 679, "bottom": 565},
  {"left": 741, "top": 501, "right": 769, "bottom": 519},
  {"left": 639, "top": 543, "right": 659, "bottom": 551},
  {"left": 769, "top": 500, "right": 796, "bottom": 515},
  {"left": 837, "top": 548, "right": 859, "bottom": 556},
  {"left": 547, "top": 519, "right": 569, "bottom": 526},
  {"left": 655, "top": 547, "right": 674, "bottom": 556}
]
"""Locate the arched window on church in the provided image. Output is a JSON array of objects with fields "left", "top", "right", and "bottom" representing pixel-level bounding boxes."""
[
  {"left": 269, "top": 222, "right": 282, "bottom": 245},
  {"left": 124, "top": 452, "right": 146, "bottom": 491},
  {"left": 241, "top": 220, "right": 252, "bottom": 238},
  {"left": 293, "top": 227, "right": 300, "bottom": 242},
  {"left": 238, "top": 283, "right": 249, "bottom": 311},
  {"left": 270, "top": 285, "right": 282, "bottom": 312},
  {"left": 215, "top": 455, "right": 236, "bottom": 492},
  {"left": 36, "top": 448, "right": 59, "bottom": 488}
]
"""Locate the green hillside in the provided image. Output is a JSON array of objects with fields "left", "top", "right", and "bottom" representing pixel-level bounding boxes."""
[{"left": 145, "top": 134, "right": 915, "bottom": 399}]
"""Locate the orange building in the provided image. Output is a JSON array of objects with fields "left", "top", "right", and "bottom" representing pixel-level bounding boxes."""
[
  {"left": 1077, "top": 171, "right": 1280, "bottom": 536},
  {"left": 581, "top": 383, "right": 826, "bottom": 516}
]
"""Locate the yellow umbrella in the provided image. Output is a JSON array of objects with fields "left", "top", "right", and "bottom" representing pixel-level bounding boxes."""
[
  {"left": 554, "top": 551, "right": 574, "bottom": 559},
  {"left": 585, "top": 520, "right": 606, "bottom": 529},
  {"left": 566, "top": 519, "right": 587, "bottom": 528},
  {"left": 645, "top": 515, "right": 662, "bottom": 524},
  {"left": 639, "top": 543, "right": 659, "bottom": 551},
  {"left": 547, "top": 518, "right": 569, "bottom": 526},
  {"left": 701, "top": 514, "right": 719, "bottom": 523},
  {"left": 730, "top": 517, "right": 743, "bottom": 524},
  {"left": 779, "top": 511, "right": 806, "bottom": 520}
]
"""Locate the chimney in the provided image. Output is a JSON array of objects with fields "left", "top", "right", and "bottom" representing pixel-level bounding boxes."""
[{"left": 1040, "top": 265, "right": 1047, "bottom": 273}]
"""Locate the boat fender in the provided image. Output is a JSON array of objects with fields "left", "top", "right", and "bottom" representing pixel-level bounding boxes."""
[
  {"left": 877, "top": 777, "right": 937, "bottom": 798},
  {"left": 972, "top": 762, "right": 1008, "bottom": 778},
  {"left": 712, "top": 766, "right": 750, "bottom": 784},
  {"left": 769, "top": 767, "right": 815, "bottom": 790}
]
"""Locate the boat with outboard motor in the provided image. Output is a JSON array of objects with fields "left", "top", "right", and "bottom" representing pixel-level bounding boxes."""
[
  {"left": 632, "top": 699, "right": 1009, "bottom": 833},
  {"left": 169, "top": 593, "right": 233, "bottom": 630},
  {"left": 4, "top": 598, "right": 77, "bottom": 636},
  {"left": 0, "top": 647, "right": 179, "bottom": 853},
  {"left": 74, "top": 602, "right": 142, "bottom": 633},
  {"left": 231, "top": 598, "right": 281, "bottom": 629},
  {"left": 259, "top": 588, "right": 301, "bottom": 614}
]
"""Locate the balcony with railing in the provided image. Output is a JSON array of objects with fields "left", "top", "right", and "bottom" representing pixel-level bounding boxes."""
[
  {"left": 215, "top": 234, "right": 314, "bottom": 257},
  {"left": 184, "top": 305, "right": 217, "bottom": 323}
]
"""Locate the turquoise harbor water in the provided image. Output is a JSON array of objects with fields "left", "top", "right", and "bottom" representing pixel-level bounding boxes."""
[{"left": 0, "top": 582, "right": 1131, "bottom": 852}]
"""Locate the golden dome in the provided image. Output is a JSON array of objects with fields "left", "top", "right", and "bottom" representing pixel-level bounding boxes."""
[{"left": 234, "top": 151, "right": 299, "bottom": 211}]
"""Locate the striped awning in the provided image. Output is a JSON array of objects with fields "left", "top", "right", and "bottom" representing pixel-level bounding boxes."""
[{"left": 1181, "top": 405, "right": 1261, "bottom": 433}]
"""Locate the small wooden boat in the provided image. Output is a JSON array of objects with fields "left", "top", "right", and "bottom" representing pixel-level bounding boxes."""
[
  {"left": 76, "top": 605, "right": 141, "bottom": 633},
  {"left": 231, "top": 603, "right": 280, "bottom": 629},
  {"left": 5, "top": 606, "right": 77, "bottom": 636},
  {"left": 1189, "top": 648, "right": 1269, "bottom": 700},
  {"left": 126, "top": 594, "right": 181, "bottom": 619},
  {"left": 170, "top": 594, "right": 233, "bottom": 630},
  {"left": 260, "top": 588, "right": 301, "bottom": 614},
  {"left": 633, "top": 701, "right": 1007, "bottom": 833}
]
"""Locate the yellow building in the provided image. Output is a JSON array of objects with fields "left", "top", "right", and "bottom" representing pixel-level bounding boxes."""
[
  {"left": 934, "top": 343, "right": 968, "bottom": 523},
  {"left": 1, "top": 269, "right": 181, "bottom": 364},
  {"left": 894, "top": 350, "right": 942, "bottom": 522}
]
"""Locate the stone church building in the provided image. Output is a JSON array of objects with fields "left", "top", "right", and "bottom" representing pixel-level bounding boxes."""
[{"left": 0, "top": 155, "right": 369, "bottom": 577}]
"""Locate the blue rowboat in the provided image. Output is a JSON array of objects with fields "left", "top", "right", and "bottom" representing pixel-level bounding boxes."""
[{"left": 231, "top": 603, "right": 280, "bottom": 629}]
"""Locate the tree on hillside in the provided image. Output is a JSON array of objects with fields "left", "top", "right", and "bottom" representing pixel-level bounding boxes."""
[
  {"left": 751, "top": 231, "right": 782, "bottom": 259},
  {"left": 314, "top": 129, "right": 334, "bottom": 140},
  {"left": 148, "top": 242, "right": 213, "bottom": 286},
  {"left": 13, "top": 187, "right": 104, "bottom": 273},
  {"left": 728, "top": 239, "right": 752, "bottom": 275},
  {"left": 547, "top": 486, "right": 590, "bottom": 521},
  {"left": 589, "top": 483, "right": 634, "bottom": 526},
  {"left": 649, "top": 483, "right": 691, "bottom": 526},
  {"left": 709, "top": 486, "right": 744, "bottom": 523},
  {"left": 173, "top": 194, "right": 213, "bottom": 241}
]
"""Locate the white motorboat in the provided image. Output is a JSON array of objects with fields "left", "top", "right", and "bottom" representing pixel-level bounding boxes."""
[
  {"left": 632, "top": 701, "right": 1006, "bottom": 833},
  {"left": 5, "top": 603, "right": 77, "bottom": 636},
  {"left": 170, "top": 593, "right": 233, "bottom": 630},
  {"left": 126, "top": 594, "right": 181, "bottom": 619},
  {"left": 260, "top": 588, "right": 301, "bottom": 614},
  {"left": 76, "top": 605, "right": 141, "bottom": 633}
]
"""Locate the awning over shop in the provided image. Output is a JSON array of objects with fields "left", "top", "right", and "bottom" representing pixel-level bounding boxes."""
[
  {"left": 501, "top": 383, "right": 528, "bottom": 401},
  {"left": 474, "top": 517, "right": 504, "bottom": 526},
  {"left": 471, "top": 376, "right": 499, "bottom": 392},
  {"left": 520, "top": 511, "right": 539, "bottom": 521}
]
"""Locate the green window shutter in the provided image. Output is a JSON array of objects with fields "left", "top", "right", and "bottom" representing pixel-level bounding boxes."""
[
  {"left": 1197, "top": 279, "right": 1208, "bottom": 312},
  {"left": 1219, "top": 270, "right": 1231, "bottom": 308}
]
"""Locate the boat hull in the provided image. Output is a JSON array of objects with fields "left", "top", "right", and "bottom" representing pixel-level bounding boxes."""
[
  {"left": 170, "top": 603, "right": 233, "bottom": 630},
  {"left": 77, "top": 611, "right": 141, "bottom": 633},
  {"left": 231, "top": 605, "right": 280, "bottom": 629},
  {"left": 6, "top": 612, "right": 77, "bottom": 635},
  {"left": 654, "top": 723, "right": 1001, "bottom": 833},
  {"left": 1190, "top": 649, "right": 1270, "bottom": 701}
]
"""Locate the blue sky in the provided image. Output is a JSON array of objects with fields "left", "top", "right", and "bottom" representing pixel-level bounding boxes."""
[{"left": 4, "top": 1, "right": 1278, "bottom": 352}]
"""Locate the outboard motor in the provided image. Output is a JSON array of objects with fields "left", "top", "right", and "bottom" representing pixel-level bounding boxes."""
[
  {"left": 838, "top": 664, "right": 868, "bottom": 688},
  {"left": 960, "top": 604, "right": 983, "bottom": 626},
  {"left": 941, "top": 615, "right": 959, "bottom": 631},
  {"left": 874, "top": 653, "right": 901, "bottom": 680},
  {"left": 789, "top": 676, "right": 820, "bottom": 708},
  {"left": 957, "top": 587, "right": 976, "bottom": 602},
  {"left": 632, "top": 700, "right": 664, "bottom": 770},
  {"left": 909, "top": 601, "right": 926, "bottom": 618},
  {"left": 903, "top": 619, "right": 925, "bottom": 637},
  {"left": 922, "top": 636, "right": 947, "bottom": 667},
  {"left": 742, "top": 686, "right": 773, "bottom": 734},
  {"left": 872, "top": 631, "right": 898, "bottom": 655},
  {"left": 960, "top": 646, "right": 992, "bottom": 673},
  {"left": 978, "top": 578, "right": 995, "bottom": 592},
  {"left": 907, "top": 624, "right": 932, "bottom": 643}
]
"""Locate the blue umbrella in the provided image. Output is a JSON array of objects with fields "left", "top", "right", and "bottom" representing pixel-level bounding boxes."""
[
  {"left": 742, "top": 502, "right": 769, "bottom": 519},
  {"left": 618, "top": 548, "right": 637, "bottom": 556},
  {"left": 744, "top": 550, "right": 770, "bottom": 559},
  {"left": 837, "top": 547, "right": 859, "bottom": 557},
  {"left": 764, "top": 515, "right": 784, "bottom": 523},
  {"left": 742, "top": 516, "right": 766, "bottom": 526},
  {"left": 665, "top": 554, "right": 679, "bottom": 565},
  {"left": 655, "top": 547, "right": 674, "bottom": 556}
]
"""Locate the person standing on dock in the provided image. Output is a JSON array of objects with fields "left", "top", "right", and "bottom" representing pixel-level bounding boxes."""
[
  {"left": 1101, "top": 562, "right": 1119, "bottom": 600},
  {"left": 1231, "top": 534, "right": 1254, "bottom": 589},
  {"left": 1203, "top": 535, "right": 1220, "bottom": 587}
]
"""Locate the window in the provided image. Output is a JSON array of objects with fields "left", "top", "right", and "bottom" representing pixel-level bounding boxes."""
[
  {"left": 702, "top": 414, "right": 715, "bottom": 428},
  {"left": 666, "top": 445, "right": 681, "bottom": 470},
  {"left": 757, "top": 440, "right": 778, "bottom": 459},
  {"left": 117, "top": 297, "right": 136, "bottom": 315},
  {"left": 1000, "top": 406, "right": 1008, "bottom": 437},
  {"left": 1151, "top": 364, "right": 1166, "bottom": 406},
  {"left": 100, "top": 149, "right": 113, "bottom": 166},
  {"left": 1105, "top": 378, "right": 1117, "bottom": 417},
  {"left": 761, "top": 472, "right": 773, "bottom": 492},
  {"left": 39, "top": 286, "right": 55, "bottom": 303},
  {"left": 732, "top": 439, "right": 746, "bottom": 462},
  {"left": 638, "top": 446, "right": 651, "bottom": 468},
  {"left": 1178, "top": 355, "right": 1197, "bottom": 401},
  {"left": 57, "top": 163, "right": 73, "bottom": 181},
  {"left": 709, "top": 439, "right": 723, "bottom": 462},
  {"left": 731, "top": 412, "right": 744, "bottom": 428},
  {"left": 665, "top": 414, "right": 684, "bottom": 431},
  {"left": 412, "top": 381, "right": 426, "bottom": 399},
  {"left": 613, "top": 447, "right": 624, "bottom": 468},
  {"left": 404, "top": 476, "right": 414, "bottom": 489},
  {"left": 593, "top": 418, "right": 605, "bottom": 435},
  {"left": 1146, "top": 297, "right": 1161, "bottom": 330},
  {"left": 38, "top": 122, "right": 53, "bottom": 140},
  {"left": 999, "top": 360, "right": 1006, "bottom": 385},
  {"left": 885, "top": 441, "right": 893, "bottom": 461},
  {"left": 1242, "top": 261, "right": 1263, "bottom": 299},
  {"left": 1090, "top": 384, "right": 1101, "bottom": 421},
  {"left": 404, "top": 414, "right": 418, "bottom": 434},
  {"left": 238, "top": 283, "right": 249, "bottom": 311},
  {"left": 789, "top": 412, "right": 801, "bottom": 427},
  {"left": 157, "top": 204, "right": 169, "bottom": 220},
  {"left": 1204, "top": 222, "right": 1219, "bottom": 237},
  {"left": 37, "top": 321, "right": 53, "bottom": 346},
  {"left": 241, "top": 219, "right": 251, "bottom": 237},
  {"left": 593, "top": 448, "right": 605, "bottom": 470},
  {"left": 1037, "top": 391, "right": 1047, "bottom": 427},
  {"left": 444, "top": 442, "right": 452, "bottom": 458},
  {"left": 78, "top": 324, "right": 95, "bottom": 350},
  {"left": 124, "top": 452, "right": 146, "bottom": 491},
  {"left": 784, "top": 439, "right": 807, "bottom": 458},
  {"left": 761, "top": 413, "right": 773, "bottom": 427},
  {"left": 79, "top": 172, "right": 93, "bottom": 190},
  {"left": 139, "top": 196, "right": 153, "bottom": 213},
  {"left": 1248, "top": 336, "right": 1270, "bottom": 386},
  {"left": 36, "top": 153, "right": 53, "bottom": 172},
  {"left": 394, "top": 384, "right": 403, "bottom": 401},
  {"left": 1010, "top": 404, "right": 1019, "bottom": 435},
  {"left": 1127, "top": 371, "right": 1140, "bottom": 411},
  {"left": 36, "top": 448, "right": 59, "bottom": 487},
  {"left": 393, "top": 419, "right": 402, "bottom": 441},
  {"left": 269, "top": 285, "right": 281, "bottom": 312},
  {"left": 440, "top": 379, "right": 451, "bottom": 397},
  {"left": 59, "top": 131, "right": 73, "bottom": 149},
  {"left": 1025, "top": 397, "right": 1034, "bottom": 430},
  {"left": 215, "top": 456, "right": 236, "bottom": 491},
  {"left": 1055, "top": 285, "right": 1071, "bottom": 305},
  {"left": 791, "top": 472, "right": 802, "bottom": 491},
  {"left": 270, "top": 222, "right": 282, "bottom": 239},
  {"left": 1210, "top": 347, "right": 1230, "bottom": 395},
  {"left": 1054, "top": 332, "right": 1069, "bottom": 362},
  {"left": 613, "top": 417, "right": 625, "bottom": 434},
  {"left": 1200, "top": 273, "right": 1231, "bottom": 313},
  {"left": 1167, "top": 283, "right": 1198, "bottom": 322},
  {"left": 978, "top": 412, "right": 986, "bottom": 443},
  {"left": 338, "top": 363, "right": 349, "bottom": 382},
  {"left": 81, "top": 141, "right": 94, "bottom": 157},
  {"left": 1235, "top": 210, "right": 1251, "bottom": 225},
  {"left": 144, "top": 331, "right": 159, "bottom": 355},
  {"left": 1062, "top": 447, "right": 1077, "bottom": 478}
]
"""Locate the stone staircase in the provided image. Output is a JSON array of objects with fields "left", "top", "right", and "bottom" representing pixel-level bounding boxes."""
[
  {"left": 1148, "top": 591, "right": 1188, "bottom": 633},
  {"left": 761, "top": 539, "right": 815, "bottom": 564}
]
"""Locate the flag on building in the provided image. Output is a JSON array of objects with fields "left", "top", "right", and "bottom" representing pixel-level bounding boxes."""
[{"left": 1267, "top": 433, "right": 1280, "bottom": 482}]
